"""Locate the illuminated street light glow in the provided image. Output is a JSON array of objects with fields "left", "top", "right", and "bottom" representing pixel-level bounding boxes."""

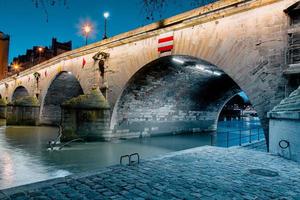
[
  {"left": 172, "top": 57, "right": 185, "bottom": 64},
  {"left": 104, "top": 12, "right": 110, "bottom": 19},
  {"left": 37, "top": 47, "right": 44, "bottom": 63},
  {"left": 83, "top": 24, "right": 91, "bottom": 34},
  {"left": 204, "top": 69, "right": 213, "bottom": 74},
  {"left": 195, "top": 64, "right": 223, "bottom": 76},
  {"left": 204, "top": 69, "right": 222, "bottom": 76},
  {"left": 82, "top": 23, "right": 92, "bottom": 45},
  {"left": 213, "top": 71, "right": 222, "bottom": 76},
  {"left": 13, "top": 63, "right": 19, "bottom": 70},
  {"left": 195, "top": 64, "right": 205, "bottom": 71},
  {"left": 13, "top": 63, "right": 20, "bottom": 76}
]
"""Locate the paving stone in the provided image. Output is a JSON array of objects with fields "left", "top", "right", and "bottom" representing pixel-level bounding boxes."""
[
  {"left": 27, "top": 191, "right": 43, "bottom": 197},
  {"left": 30, "top": 196, "right": 50, "bottom": 200},
  {"left": 102, "top": 190, "right": 114, "bottom": 196},
  {"left": 0, "top": 192, "right": 7, "bottom": 199}
]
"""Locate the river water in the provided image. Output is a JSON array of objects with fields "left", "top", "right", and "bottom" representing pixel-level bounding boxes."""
[{"left": 0, "top": 118, "right": 263, "bottom": 189}]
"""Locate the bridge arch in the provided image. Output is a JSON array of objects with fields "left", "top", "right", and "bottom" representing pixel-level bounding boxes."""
[
  {"left": 11, "top": 86, "right": 30, "bottom": 102},
  {"left": 216, "top": 92, "right": 245, "bottom": 122},
  {"left": 40, "top": 71, "right": 84, "bottom": 125},
  {"left": 110, "top": 55, "right": 264, "bottom": 139}
]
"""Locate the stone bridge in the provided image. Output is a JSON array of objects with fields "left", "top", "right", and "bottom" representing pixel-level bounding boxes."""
[{"left": 0, "top": 0, "right": 298, "bottom": 144}]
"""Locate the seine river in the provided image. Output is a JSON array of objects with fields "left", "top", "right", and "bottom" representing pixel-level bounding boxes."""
[{"left": 0, "top": 118, "right": 263, "bottom": 189}]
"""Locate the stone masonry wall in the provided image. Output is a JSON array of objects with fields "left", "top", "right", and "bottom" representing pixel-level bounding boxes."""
[
  {"left": 61, "top": 108, "right": 111, "bottom": 141},
  {"left": 6, "top": 106, "right": 40, "bottom": 126}
]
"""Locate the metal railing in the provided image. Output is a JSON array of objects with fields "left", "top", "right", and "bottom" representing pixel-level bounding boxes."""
[
  {"left": 120, "top": 153, "right": 140, "bottom": 166},
  {"left": 287, "top": 44, "right": 300, "bottom": 64},
  {"left": 211, "top": 127, "right": 264, "bottom": 148}
]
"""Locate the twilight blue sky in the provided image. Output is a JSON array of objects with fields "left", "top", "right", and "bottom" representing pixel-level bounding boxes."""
[{"left": 0, "top": 0, "right": 203, "bottom": 63}]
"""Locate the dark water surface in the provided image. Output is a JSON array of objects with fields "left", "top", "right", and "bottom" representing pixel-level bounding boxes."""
[{"left": 0, "top": 118, "right": 263, "bottom": 189}]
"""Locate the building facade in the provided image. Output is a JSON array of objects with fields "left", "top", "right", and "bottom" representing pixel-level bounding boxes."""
[
  {"left": 9, "top": 38, "right": 71, "bottom": 75},
  {"left": 0, "top": 32, "right": 9, "bottom": 80}
]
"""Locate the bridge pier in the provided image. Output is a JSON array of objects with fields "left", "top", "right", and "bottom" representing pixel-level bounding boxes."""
[
  {"left": 61, "top": 89, "right": 111, "bottom": 142},
  {"left": 0, "top": 98, "right": 7, "bottom": 125},
  {"left": 268, "top": 85, "right": 300, "bottom": 162},
  {"left": 7, "top": 96, "right": 40, "bottom": 126}
]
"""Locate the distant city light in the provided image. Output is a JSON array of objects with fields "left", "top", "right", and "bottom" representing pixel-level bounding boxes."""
[
  {"left": 38, "top": 47, "right": 43, "bottom": 52},
  {"left": 13, "top": 63, "right": 19, "bottom": 70},
  {"left": 38, "top": 47, "right": 44, "bottom": 63},
  {"left": 172, "top": 57, "right": 185, "bottom": 64}
]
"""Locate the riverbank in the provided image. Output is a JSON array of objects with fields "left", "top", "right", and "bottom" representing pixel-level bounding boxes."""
[{"left": 1, "top": 144, "right": 299, "bottom": 200}]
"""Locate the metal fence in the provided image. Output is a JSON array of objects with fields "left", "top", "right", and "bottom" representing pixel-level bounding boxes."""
[
  {"left": 211, "top": 127, "right": 265, "bottom": 148},
  {"left": 287, "top": 44, "right": 300, "bottom": 64}
]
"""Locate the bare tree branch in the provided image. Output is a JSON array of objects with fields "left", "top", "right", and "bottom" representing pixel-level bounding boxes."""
[
  {"left": 141, "top": 0, "right": 217, "bottom": 21},
  {"left": 31, "top": 0, "right": 217, "bottom": 22},
  {"left": 32, "top": 0, "right": 68, "bottom": 22}
]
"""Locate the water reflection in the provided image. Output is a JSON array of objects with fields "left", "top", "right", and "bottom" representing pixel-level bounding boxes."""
[
  {"left": 0, "top": 126, "right": 211, "bottom": 189},
  {"left": 0, "top": 118, "right": 263, "bottom": 189},
  {"left": 0, "top": 126, "right": 67, "bottom": 189}
]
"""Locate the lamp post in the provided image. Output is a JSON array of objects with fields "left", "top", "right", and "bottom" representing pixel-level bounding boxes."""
[
  {"left": 83, "top": 24, "right": 91, "bottom": 45},
  {"left": 103, "top": 12, "right": 109, "bottom": 40},
  {"left": 13, "top": 63, "right": 19, "bottom": 76},
  {"left": 38, "top": 47, "right": 43, "bottom": 63}
]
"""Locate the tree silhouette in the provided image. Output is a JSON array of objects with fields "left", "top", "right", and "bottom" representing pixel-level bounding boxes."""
[
  {"left": 32, "top": 0, "right": 68, "bottom": 22},
  {"left": 142, "top": 0, "right": 217, "bottom": 21},
  {"left": 32, "top": 0, "right": 217, "bottom": 22}
]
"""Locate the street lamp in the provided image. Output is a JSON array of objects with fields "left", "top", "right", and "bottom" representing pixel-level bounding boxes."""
[
  {"left": 103, "top": 12, "right": 109, "bottom": 40},
  {"left": 83, "top": 24, "right": 92, "bottom": 45},
  {"left": 13, "top": 63, "right": 20, "bottom": 76}
]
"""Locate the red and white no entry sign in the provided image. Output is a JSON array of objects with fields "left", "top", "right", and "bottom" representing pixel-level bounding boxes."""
[{"left": 158, "top": 32, "right": 174, "bottom": 53}]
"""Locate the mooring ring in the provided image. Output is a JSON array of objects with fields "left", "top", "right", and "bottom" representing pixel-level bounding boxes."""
[{"left": 279, "top": 140, "right": 290, "bottom": 149}]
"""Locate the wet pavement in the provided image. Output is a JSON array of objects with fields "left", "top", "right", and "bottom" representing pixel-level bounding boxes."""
[{"left": 1, "top": 144, "right": 299, "bottom": 200}]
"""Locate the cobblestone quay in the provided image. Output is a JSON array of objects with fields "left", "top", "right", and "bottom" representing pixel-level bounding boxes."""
[{"left": 1, "top": 146, "right": 300, "bottom": 200}]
